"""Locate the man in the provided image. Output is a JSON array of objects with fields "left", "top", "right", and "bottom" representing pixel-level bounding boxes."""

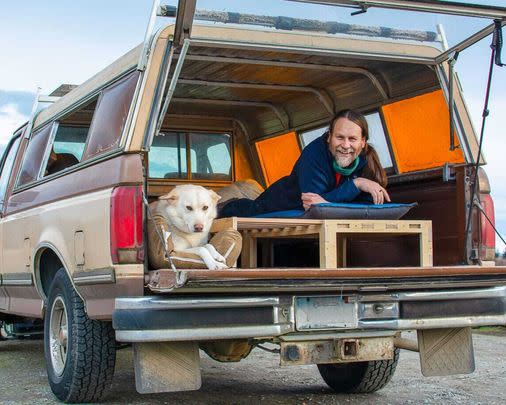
[{"left": 219, "top": 109, "right": 390, "bottom": 218}]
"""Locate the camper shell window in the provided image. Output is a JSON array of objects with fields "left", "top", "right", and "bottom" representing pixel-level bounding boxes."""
[
  {"left": 16, "top": 124, "right": 53, "bottom": 187},
  {"left": 41, "top": 97, "right": 98, "bottom": 177},
  {"left": 0, "top": 136, "right": 21, "bottom": 206},
  {"left": 81, "top": 71, "right": 139, "bottom": 161}
]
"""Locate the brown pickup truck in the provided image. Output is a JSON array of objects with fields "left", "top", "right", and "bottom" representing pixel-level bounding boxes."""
[{"left": 1, "top": 0, "right": 506, "bottom": 403}]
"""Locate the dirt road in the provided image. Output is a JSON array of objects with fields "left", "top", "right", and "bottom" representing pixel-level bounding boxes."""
[{"left": 0, "top": 330, "right": 504, "bottom": 404}]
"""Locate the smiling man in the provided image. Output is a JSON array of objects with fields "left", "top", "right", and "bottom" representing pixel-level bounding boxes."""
[{"left": 219, "top": 109, "right": 390, "bottom": 218}]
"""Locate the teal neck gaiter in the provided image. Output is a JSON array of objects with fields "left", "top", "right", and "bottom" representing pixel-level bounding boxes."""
[{"left": 332, "top": 157, "right": 359, "bottom": 176}]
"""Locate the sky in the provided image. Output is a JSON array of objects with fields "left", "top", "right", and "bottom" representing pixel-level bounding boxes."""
[{"left": 0, "top": 0, "right": 505, "bottom": 251}]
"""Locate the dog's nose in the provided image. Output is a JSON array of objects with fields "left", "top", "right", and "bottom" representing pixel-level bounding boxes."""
[{"left": 194, "top": 224, "right": 204, "bottom": 232}]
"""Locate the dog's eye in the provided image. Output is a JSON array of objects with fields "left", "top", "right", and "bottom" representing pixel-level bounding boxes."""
[
  {"left": 186, "top": 206, "right": 193, "bottom": 211},
  {"left": 202, "top": 206, "right": 208, "bottom": 211}
]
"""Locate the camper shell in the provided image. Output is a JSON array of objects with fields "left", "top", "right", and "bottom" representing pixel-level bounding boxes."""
[{"left": 1, "top": 0, "right": 506, "bottom": 402}]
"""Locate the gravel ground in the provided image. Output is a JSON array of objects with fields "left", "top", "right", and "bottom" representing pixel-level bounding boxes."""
[{"left": 0, "top": 329, "right": 505, "bottom": 404}]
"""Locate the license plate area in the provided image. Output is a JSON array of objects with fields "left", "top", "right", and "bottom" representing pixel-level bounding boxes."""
[{"left": 295, "top": 296, "right": 357, "bottom": 330}]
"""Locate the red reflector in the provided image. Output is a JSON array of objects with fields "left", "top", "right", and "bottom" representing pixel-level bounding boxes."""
[
  {"left": 110, "top": 186, "right": 144, "bottom": 264},
  {"left": 479, "top": 194, "right": 495, "bottom": 260}
]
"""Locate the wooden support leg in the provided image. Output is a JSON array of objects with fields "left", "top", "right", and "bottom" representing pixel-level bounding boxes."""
[
  {"left": 419, "top": 225, "right": 433, "bottom": 267},
  {"left": 336, "top": 236, "right": 347, "bottom": 267},
  {"left": 241, "top": 233, "right": 257, "bottom": 268},
  {"left": 319, "top": 223, "right": 337, "bottom": 269}
]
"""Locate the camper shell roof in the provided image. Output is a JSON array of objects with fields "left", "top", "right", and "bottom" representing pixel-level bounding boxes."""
[{"left": 33, "top": 23, "right": 442, "bottom": 133}]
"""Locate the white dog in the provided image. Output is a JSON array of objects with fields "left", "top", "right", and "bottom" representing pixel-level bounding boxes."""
[{"left": 158, "top": 184, "right": 228, "bottom": 270}]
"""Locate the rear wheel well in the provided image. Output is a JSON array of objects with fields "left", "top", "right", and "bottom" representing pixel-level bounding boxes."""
[{"left": 38, "top": 248, "right": 64, "bottom": 299}]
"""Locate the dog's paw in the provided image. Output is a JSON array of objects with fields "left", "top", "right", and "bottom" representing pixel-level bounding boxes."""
[
  {"left": 207, "top": 260, "right": 229, "bottom": 270},
  {"left": 213, "top": 252, "right": 226, "bottom": 263},
  {"left": 205, "top": 244, "right": 226, "bottom": 263}
]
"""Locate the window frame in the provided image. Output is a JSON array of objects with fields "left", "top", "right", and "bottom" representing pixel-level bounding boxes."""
[
  {"left": 0, "top": 133, "right": 23, "bottom": 212},
  {"left": 13, "top": 123, "right": 54, "bottom": 190},
  {"left": 38, "top": 121, "right": 60, "bottom": 179},
  {"left": 149, "top": 129, "right": 235, "bottom": 183},
  {"left": 375, "top": 108, "right": 398, "bottom": 176}
]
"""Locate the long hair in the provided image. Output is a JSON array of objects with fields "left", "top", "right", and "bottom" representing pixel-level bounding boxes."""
[{"left": 326, "top": 109, "right": 387, "bottom": 188}]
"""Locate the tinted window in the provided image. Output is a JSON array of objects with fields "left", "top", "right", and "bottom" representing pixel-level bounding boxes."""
[
  {"left": 81, "top": 71, "right": 139, "bottom": 161},
  {"left": 0, "top": 136, "right": 21, "bottom": 204},
  {"left": 17, "top": 124, "right": 52, "bottom": 187},
  {"left": 149, "top": 132, "right": 232, "bottom": 181}
]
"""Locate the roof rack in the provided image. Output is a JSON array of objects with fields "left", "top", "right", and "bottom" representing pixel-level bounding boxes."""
[
  {"left": 159, "top": 6, "right": 439, "bottom": 42},
  {"left": 22, "top": 86, "right": 69, "bottom": 139},
  {"left": 49, "top": 84, "right": 78, "bottom": 98},
  {"left": 288, "top": 0, "right": 506, "bottom": 20},
  {"left": 138, "top": 0, "right": 446, "bottom": 69}
]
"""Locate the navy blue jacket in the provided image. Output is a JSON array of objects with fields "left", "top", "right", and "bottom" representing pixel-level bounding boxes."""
[{"left": 255, "top": 135, "right": 368, "bottom": 212}]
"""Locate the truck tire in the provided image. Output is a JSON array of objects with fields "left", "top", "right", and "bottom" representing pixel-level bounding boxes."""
[
  {"left": 317, "top": 348, "right": 400, "bottom": 394},
  {"left": 44, "top": 268, "right": 116, "bottom": 403}
]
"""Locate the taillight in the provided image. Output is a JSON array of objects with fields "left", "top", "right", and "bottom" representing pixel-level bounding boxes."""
[
  {"left": 479, "top": 193, "right": 495, "bottom": 261},
  {"left": 110, "top": 186, "right": 144, "bottom": 264}
]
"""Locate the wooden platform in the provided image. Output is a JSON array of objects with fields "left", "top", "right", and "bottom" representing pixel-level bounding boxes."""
[{"left": 211, "top": 217, "right": 433, "bottom": 268}]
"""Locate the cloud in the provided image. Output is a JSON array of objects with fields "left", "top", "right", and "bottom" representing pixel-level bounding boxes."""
[
  {"left": 0, "top": 103, "right": 29, "bottom": 147},
  {"left": 0, "top": 90, "right": 33, "bottom": 116},
  {"left": 0, "top": 89, "right": 34, "bottom": 149}
]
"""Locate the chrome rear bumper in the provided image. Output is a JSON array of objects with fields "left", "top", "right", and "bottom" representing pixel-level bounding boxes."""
[{"left": 113, "top": 286, "right": 506, "bottom": 342}]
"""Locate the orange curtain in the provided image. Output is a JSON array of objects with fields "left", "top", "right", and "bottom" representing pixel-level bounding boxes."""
[
  {"left": 255, "top": 132, "right": 300, "bottom": 186},
  {"left": 382, "top": 90, "right": 465, "bottom": 173}
]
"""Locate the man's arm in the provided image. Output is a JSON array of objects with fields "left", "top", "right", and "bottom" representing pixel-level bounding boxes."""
[{"left": 320, "top": 178, "right": 361, "bottom": 202}]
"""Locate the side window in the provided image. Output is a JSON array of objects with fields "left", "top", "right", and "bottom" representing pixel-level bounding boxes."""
[
  {"left": 149, "top": 132, "right": 232, "bottom": 181},
  {"left": 0, "top": 136, "right": 21, "bottom": 205},
  {"left": 81, "top": 71, "right": 139, "bottom": 161},
  {"left": 364, "top": 112, "right": 394, "bottom": 170},
  {"left": 43, "top": 98, "right": 98, "bottom": 177},
  {"left": 52, "top": 126, "right": 88, "bottom": 160},
  {"left": 300, "top": 126, "right": 326, "bottom": 148},
  {"left": 16, "top": 124, "right": 52, "bottom": 187}
]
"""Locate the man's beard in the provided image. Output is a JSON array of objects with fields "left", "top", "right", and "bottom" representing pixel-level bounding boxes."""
[{"left": 334, "top": 149, "right": 357, "bottom": 168}]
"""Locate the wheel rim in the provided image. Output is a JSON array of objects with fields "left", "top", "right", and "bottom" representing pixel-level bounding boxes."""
[{"left": 49, "top": 296, "right": 68, "bottom": 377}]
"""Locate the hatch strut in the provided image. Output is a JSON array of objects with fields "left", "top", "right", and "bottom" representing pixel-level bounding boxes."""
[
  {"left": 447, "top": 50, "right": 459, "bottom": 151},
  {"left": 465, "top": 20, "right": 505, "bottom": 258}
]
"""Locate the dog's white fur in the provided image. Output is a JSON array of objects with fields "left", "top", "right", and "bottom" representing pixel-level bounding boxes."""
[{"left": 159, "top": 184, "right": 227, "bottom": 270}]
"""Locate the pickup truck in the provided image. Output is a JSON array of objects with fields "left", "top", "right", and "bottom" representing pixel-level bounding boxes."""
[{"left": 1, "top": 0, "right": 505, "bottom": 402}]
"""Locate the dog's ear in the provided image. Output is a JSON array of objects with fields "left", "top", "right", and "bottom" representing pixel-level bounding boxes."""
[
  {"left": 209, "top": 190, "right": 221, "bottom": 203},
  {"left": 159, "top": 189, "right": 179, "bottom": 205}
]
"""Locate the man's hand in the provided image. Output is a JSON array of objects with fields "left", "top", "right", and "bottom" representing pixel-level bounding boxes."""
[
  {"left": 353, "top": 177, "right": 391, "bottom": 205},
  {"left": 301, "top": 192, "right": 328, "bottom": 210}
]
